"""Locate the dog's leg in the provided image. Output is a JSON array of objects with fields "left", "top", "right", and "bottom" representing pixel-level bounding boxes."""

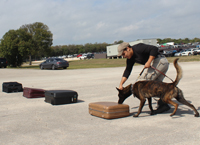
[
  {"left": 175, "top": 89, "right": 199, "bottom": 117},
  {"left": 165, "top": 99, "right": 178, "bottom": 117},
  {"left": 133, "top": 98, "right": 146, "bottom": 117},
  {"left": 147, "top": 98, "right": 155, "bottom": 115}
]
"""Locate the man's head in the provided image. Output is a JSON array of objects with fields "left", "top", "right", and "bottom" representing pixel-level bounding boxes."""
[{"left": 117, "top": 42, "right": 133, "bottom": 59}]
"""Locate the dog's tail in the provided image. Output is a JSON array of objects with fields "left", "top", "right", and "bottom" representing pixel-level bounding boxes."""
[{"left": 173, "top": 58, "right": 182, "bottom": 86}]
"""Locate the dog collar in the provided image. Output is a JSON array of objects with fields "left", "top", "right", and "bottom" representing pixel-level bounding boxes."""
[{"left": 130, "top": 84, "right": 133, "bottom": 92}]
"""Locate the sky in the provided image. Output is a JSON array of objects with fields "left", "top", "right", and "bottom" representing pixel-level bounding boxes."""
[{"left": 1, "top": 0, "right": 200, "bottom": 46}]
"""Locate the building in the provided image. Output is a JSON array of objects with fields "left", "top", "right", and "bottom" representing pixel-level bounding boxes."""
[{"left": 106, "top": 38, "right": 157, "bottom": 59}]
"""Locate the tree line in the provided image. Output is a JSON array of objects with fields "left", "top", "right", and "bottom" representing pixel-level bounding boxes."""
[
  {"left": 157, "top": 38, "right": 200, "bottom": 45},
  {"left": 51, "top": 42, "right": 108, "bottom": 57},
  {"left": 50, "top": 40, "right": 124, "bottom": 57}
]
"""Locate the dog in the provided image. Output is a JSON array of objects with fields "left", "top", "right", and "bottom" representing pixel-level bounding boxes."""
[{"left": 117, "top": 58, "right": 199, "bottom": 117}]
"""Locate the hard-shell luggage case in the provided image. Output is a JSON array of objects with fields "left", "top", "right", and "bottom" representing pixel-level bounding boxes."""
[
  {"left": 89, "top": 102, "right": 130, "bottom": 119},
  {"left": 45, "top": 90, "right": 78, "bottom": 105},
  {"left": 23, "top": 87, "right": 45, "bottom": 98},
  {"left": 2, "top": 82, "right": 23, "bottom": 93}
]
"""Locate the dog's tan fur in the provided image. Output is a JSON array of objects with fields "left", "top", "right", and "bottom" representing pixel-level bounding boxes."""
[{"left": 117, "top": 58, "right": 199, "bottom": 117}]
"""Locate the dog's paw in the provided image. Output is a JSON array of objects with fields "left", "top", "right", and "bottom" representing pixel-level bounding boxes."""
[
  {"left": 195, "top": 113, "right": 199, "bottom": 117},
  {"left": 150, "top": 111, "right": 156, "bottom": 115},
  {"left": 133, "top": 114, "right": 138, "bottom": 117}
]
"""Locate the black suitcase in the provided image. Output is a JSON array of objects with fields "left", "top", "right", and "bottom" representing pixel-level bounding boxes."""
[
  {"left": 45, "top": 90, "right": 78, "bottom": 105},
  {"left": 2, "top": 82, "right": 23, "bottom": 93}
]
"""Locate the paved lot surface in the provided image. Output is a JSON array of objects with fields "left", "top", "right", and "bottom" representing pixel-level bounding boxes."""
[{"left": 0, "top": 61, "right": 200, "bottom": 145}]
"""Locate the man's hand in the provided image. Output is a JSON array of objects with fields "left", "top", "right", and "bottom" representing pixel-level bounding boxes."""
[
  {"left": 144, "top": 62, "right": 151, "bottom": 68},
  {"left": 118, "top": 84, "right": 123, "bottom": 90}
]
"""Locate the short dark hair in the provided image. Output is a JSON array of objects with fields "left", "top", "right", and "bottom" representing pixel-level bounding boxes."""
[{"left": 124, "top": 45, "right": 131, "bottom": 51}]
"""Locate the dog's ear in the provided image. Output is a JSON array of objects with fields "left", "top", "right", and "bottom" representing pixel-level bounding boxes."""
[{"left": 116, "top": 87, "right": 124, "bottom": 92}]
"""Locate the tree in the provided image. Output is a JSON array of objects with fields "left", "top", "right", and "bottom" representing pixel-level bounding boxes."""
[
  {"left": 0, "top": 29, "right": 33, "bottom": 67},
  {"left": 20, "top": 22, "right": 53, "bottom": 65},
  {"left": 113, "top": 40, "right": 123, "bottom": 44}
]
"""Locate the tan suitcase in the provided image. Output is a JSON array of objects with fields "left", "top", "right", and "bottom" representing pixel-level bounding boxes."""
[{"left": 89, "top": 102, "right": 130, "bottom": 119}]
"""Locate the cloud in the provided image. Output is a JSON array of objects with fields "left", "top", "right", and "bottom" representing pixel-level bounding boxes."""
[{"left": 0, "top": 0, "right": 200, "bottom": 46}]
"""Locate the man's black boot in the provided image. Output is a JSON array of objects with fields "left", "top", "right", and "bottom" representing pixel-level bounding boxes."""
[{"left": 154, "top": 99, "right": 170, "bottom": 114}]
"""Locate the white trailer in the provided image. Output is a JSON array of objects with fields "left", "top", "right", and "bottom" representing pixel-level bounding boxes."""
[{"left": 106, "top": 44, "right": 120, "bottom": 59}]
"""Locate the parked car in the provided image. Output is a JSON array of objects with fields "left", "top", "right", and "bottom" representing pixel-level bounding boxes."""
[
  {"left": 186, "top": 48, "right": 195, "bottom": 55},
  {"left": 61, "top": 55, "right": 67, "bottom": 58},
  {"left": 77, "top": 54, "right": 82, "bottom": 58},
  {"left": 174, "top": 52, "right": 182, "bottom": 56},
  {"left": 181, "top": 50, "right": 192, "bottom": 56},
  {"left": 163, "top": 50, "right": 175, "bottom": 57},
  {"left": 0, "top": 58, "right": 7, "bottom": 68},
  {"left": 194, "top": 48, "right": 200, "bottom": 55},
  {"left": 86, "top": 53, "right": 94, "bottom": 59},
  {"left": 174, "top": 50, "right": 185, "bottom": 56},
  {"left": 193, "top": 50, "right": 197, "bottom": 55},
  {"left": 68, "top": 55, "right": 73, "bottom": 58},
  {"left": 80, "top": 54, "right": 87, "bottom": 60},
  {"left": 39, "top": 58, "right": 69, "bottom": 70}
]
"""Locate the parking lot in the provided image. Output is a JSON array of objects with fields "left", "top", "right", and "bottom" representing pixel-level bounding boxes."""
[{"left": 1, "top": 61, "right": 200, "bottom": 145}]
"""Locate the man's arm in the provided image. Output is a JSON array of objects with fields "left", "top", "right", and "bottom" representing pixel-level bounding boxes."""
[
  {"left": 144, "top": 55, "right": 155, "bottom": 68},
  {"left": 119, "top": 59, "right": 134, "bottom": 90},
  {"left": 119, "top": 77, "right": 127, "bottom": 90},
  {"left": 144, "top": 44, "right": 158, "bottom": 68}
]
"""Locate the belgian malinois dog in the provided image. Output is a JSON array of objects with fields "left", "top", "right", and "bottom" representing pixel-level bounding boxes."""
[{"left": 117, "top": 58, "right": 199, "bottom": 117}]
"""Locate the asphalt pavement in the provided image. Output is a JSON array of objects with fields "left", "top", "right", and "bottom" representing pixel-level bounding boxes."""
[{"left": 0, "top": 61, "right": 200, "bottom": 145}]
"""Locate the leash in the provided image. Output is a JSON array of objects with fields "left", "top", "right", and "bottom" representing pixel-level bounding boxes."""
[
  {"left": 134, "top": 68, "right": 146, "bottom": 83},
  {"left": 131, "top": 68, "right": 146, "bottom": 92},
  {"left": 150, "top": 66, "right": 174, "bottom": 82}
]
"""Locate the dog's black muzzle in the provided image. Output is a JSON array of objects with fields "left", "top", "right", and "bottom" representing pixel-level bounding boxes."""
[{"left": 118, "top": 95, "right": 126, "bottom": 104}]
